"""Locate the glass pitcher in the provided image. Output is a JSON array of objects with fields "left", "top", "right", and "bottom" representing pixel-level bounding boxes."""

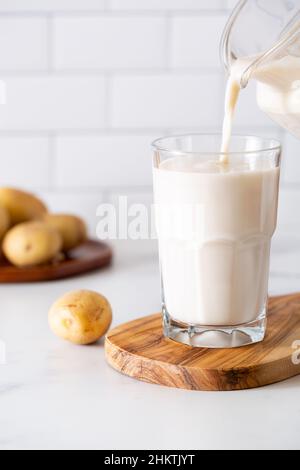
[{"left": 220, "top": 0, "right": 300, "bottom": 138}]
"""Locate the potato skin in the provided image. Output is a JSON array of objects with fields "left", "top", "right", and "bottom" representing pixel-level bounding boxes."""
[
  {"left": 43, "top": 214, "right": 87, "bottom": 251},
  {"left": 48, "top": 290, "right": 112, "bottom": 345},
  {"left": 0, "top": 205, "right": 10, "bottom": 241},
  {"left": 0, "top": 187, "right": 47, "bottom": 225},
  {"left": 3, "top": 221, "right": 62, "bottom": 267}
]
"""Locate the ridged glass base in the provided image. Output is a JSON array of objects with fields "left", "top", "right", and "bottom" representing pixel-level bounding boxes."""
[{"left": 163, "top": 306, "right": 267, "bottom": 349}]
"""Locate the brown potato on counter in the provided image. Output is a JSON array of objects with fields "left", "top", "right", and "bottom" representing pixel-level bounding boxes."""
[
  {"left": 3, "top": 221, "right": 62, "bottom": 267},
  {"left": 48, "top": 290, "right": 112, "bottom": 345},
  {"left": 0, "top": 187, "right": 47, "bottom": 225},
  {"left": 43, "top": 214, "right": 87, "bottom": 251},
  {"left": 0, "top": 205, "right": 10, "bottom": 241}
]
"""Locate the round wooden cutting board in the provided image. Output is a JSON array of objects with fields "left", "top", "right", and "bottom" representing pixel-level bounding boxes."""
[
  {"left": 0, "top": 240, "right": 112, "bottom": 283},
  {"left": 105, "top": 294, "right": 300, "bottom": 391}
]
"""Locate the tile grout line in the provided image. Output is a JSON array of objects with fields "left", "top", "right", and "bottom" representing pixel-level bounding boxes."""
[
  {"left": 164, "top": 13, "right": 172, "bottom": 70},
  {"left": 0, "top": 10, "right": 231, "bottom": 18},
  {"left": 0, "top": 126, "right": 287, "bottom": 137},
  {"left": 47, "top": 132, "right": 58, "bottom": 190},
  {"left": 0, "top": 67, "right": 225, "bottom": 76},
  {"left": 46, "top": 13, "right": 55, "bottom": 73},
  {"left": 45, "top": 185, "right": 154, "bottom": 195},
  {"left": 104, "top": 73, "right": 113, "bottom": 129}
]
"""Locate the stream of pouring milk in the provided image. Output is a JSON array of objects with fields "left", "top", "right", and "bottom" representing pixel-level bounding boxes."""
[{"left": 220, "top": 60, "right": 243, "bottom": 159}]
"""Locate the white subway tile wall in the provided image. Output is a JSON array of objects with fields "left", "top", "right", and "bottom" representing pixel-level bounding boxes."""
[
  {"left": 0, "top": 0, "right": 298, "bottom": 237},
  {"left": 55, "top": 135, "right": 155, "bottom": 189},
  {"left": 171, "top": 15, "right": 227, "bottom": 68},
  {"left": 111, "top": 74, "right": 223, "bottom": 128},
  {"left": 0, "top": 137, "right": 50, "bottom": 188},
  {"left": 53, "top": 16, "right": 166, "bottom": 70},
  {"left": 0, "top": 17, "right": 48, "bottom": 71},
  {"left": 0, "top": 76, "right": 106, "bottom": 130}
]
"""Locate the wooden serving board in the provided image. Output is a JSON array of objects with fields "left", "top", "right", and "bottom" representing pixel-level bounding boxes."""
[
  {"left": 105, "top": 294, "right": 300, "bottom": 391},
  {"left": 0, "top": 240, "right": 112, "bottom": 283}
]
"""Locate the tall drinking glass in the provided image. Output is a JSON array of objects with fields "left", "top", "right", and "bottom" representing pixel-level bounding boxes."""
[{"left": 153, "top": 135, "right": 281, "bottom": 348}]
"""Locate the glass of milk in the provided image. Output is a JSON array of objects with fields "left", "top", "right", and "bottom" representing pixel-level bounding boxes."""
[{"left": 153, "top": 134, "right": 281, "bottom": 348}]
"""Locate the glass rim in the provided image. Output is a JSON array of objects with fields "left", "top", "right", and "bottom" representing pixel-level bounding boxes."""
[{"left": 151, "top": 133, "right": 282, "bottom": 157}]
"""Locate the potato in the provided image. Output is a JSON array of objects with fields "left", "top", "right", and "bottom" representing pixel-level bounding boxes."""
[
  {"left": 48, "top": 290, "right": 112, "bottom": 345},
  {"left": 0, "top": 187, "right": 47, "bottom": 225},
  {"left": 43, "top": 214, "right": 87, "bottom": 251},
  {"left": 0, "top": 205, "right": 10, "bottom": 241},
  {"left": 3, "top": 221, "right": 62, "bottom": 267}
]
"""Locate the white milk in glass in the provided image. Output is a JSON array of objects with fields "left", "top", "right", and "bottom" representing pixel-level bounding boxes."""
[{"left": 154, "top": 156, "right": 279, "bottom": 326}]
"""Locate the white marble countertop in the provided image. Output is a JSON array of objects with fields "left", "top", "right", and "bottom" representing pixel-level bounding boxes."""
[{"left": 0, "top": 237, "right": 300, "bottom": 450}]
